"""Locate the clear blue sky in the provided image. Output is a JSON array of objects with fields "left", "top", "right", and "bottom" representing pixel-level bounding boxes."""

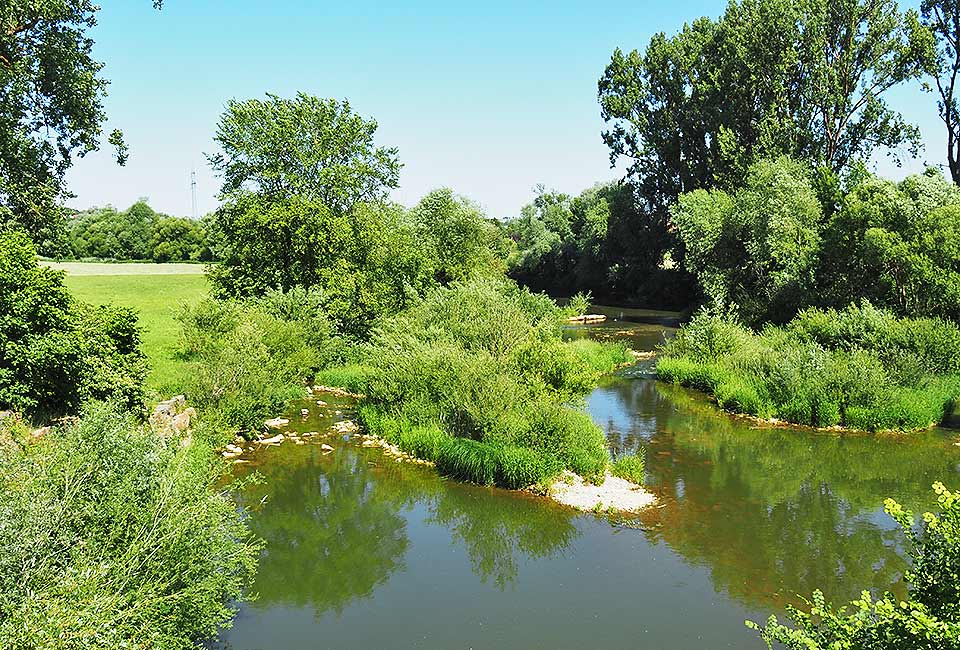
[{"left": 64, "top": 0, "right": 941, "bottom": 220}]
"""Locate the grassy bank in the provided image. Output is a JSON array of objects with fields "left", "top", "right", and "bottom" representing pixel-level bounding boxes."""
[
  {"left": 657, "top": 303, "right": 960, "bottom": 431},
  {"left": 64, "top": 272, "right": 208, "bottom": 400}
]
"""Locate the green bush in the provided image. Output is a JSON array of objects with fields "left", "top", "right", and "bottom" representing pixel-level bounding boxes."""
[
  {"left": 659, "top": 305, "right": 960, "bottom": 431},
  {"left": 176, "top": 297, "right": 337, "bottom": 435},
  {"left": 0, "top": 229, "right": 147, "bottom": 420},
  {"left": 358, "top": 276, "right": 619, "bottom": 483},
  {"left": 750, "top": 483, "right": 960, "bottom": 649},
  {"left": 611, "top": 451, "right": 646, "bottom": 484},
  {"left": 0, "top": 404, "right": 260, "bottom": 649}
]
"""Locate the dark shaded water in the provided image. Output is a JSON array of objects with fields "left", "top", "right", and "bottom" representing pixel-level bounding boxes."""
[{"left": 218, "top": 320, "right": 960, "bottom": 650}]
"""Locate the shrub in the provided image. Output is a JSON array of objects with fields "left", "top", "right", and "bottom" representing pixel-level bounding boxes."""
[
  {"left": 612, "top": 451, "right": 646, "bottom": 484},
  {"left": 359, "top": 276, "right": 620, "bottom": 482},
  {"left": 0, "top": 404, "right": 261, "bottom": 649},
  {"left": 659, "top": 304, "right": 960, "bottom": 431},
  {"left": 176, "top": 298, "right": 334, "bottom": 435},
  {"left": 750, "top": 483, "right": 960, "bottom": 649},
  {"left": 0, "top": 229, "right": 147, "bottom": 420}
]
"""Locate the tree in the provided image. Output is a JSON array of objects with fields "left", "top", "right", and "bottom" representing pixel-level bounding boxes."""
[
  {"left": 409, "top": 188, "right": 504, "bottom": 284},
  {"left": 921, "top": 0, "right": 960, "bottom": 184},
  {"left": 598, "top": 0, "right": 928, "bottom": 256},
  {"left": 0, "top": 1, "right": 158, "bottom": 250},
  {"left": 208, "top": 195, "right": 431, "bottom": 335},
  {"left": 671, "top": 157, "right": 822, "bottom": 323},
  {"left": 0, "top": 229, "right": 146, "bottom": 419},
  {"left": 208, "top": 93, "right": 401, "bottom": 214}
]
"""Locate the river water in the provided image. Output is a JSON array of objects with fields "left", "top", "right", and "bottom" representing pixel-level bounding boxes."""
[{"left": 217, "top": 317, "right": 960, "bottom": 650}]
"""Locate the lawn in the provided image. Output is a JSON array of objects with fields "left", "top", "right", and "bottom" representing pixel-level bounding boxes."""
[
  {"left": 44, "top": 261, "right": 206, "bottom": 275},
  {"left": 64, "top": 270, "right": 209, "bottom": 401}
]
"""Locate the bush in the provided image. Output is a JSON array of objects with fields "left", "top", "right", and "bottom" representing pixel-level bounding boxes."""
[
  {"left": 750, "top": 483, "right": 960, "bottom": 649},
  {"left": 359, "top": 276, "right": 619, "bottom": 483},
  {"left": 611, "top": 451, "right": 646, "bottom": 484},
  {"left": 658, "top": 305, "right": 960, "bottom": 431},
  {"left": 176, "top": 296, "right": 337, "bottom": 435},
  {"left": 0, "top": 405, "right": 260, "bottom": 649},
  {"left": 0, "top": 229, "right": 147, "bottom": 420}
]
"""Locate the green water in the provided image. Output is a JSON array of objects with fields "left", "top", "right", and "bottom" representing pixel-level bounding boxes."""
[{"left": 218, "top": 321, "right": 960, "bottom": 650}]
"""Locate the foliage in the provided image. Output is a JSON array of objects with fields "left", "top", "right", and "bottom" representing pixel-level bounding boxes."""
[
  {"left": 0, "top": 404, "right": 260, "bottom": 650},
  {"left": 0, "top": 1, "right": 162, "bottom": 251},
  {"left": 921, "top": 0, "right": 960, "bottom": 184},
  {"left": 672, "top": 157, "right": 822, "bottom": 323},
  {"left": 175, "top": 292, "right": 341, "bottom": 435},
  {"left": 209, "top": 92, "right": 400, "bottom": 214},
  {"left": 409, "top": 188, "right": 505, "bottom": 284},
  {"left": 56, "top": 201, "right": 212, "bottom": 262},
  {"left": 0, "top": 229, "right": 146, "bottom": 419},
  {"left": 749, "top": 483, "right": 960, "bottom": 649},
  {"left": 207, "top": 195, "right": 433, "bottom": 335},
  {"left": 506, "top": 182, "right": 693, "bottom": 308},
  {"left": 611, "top": 451, "right": 646, "bottom": 484},
  {"left": 599, "top": 0, "right": 926, "bottom": 215},
  {"left": 355, "top": 275, "right": 629, "bottom": 486},
  {"left": 658, "top": 306, "right": 960, "bottom": 430},
  {"left": 673, "top": 158, "right": 960, "bottom": 324}
]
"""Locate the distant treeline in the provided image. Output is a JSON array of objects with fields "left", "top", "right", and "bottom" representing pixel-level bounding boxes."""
[{"left": 49, "top": 201, "right": 218, "bottom": 262}]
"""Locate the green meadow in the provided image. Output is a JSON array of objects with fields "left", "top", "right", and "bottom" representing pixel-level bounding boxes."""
[{"left": 64, "top": 268, "right": 208, "bottom": 400}]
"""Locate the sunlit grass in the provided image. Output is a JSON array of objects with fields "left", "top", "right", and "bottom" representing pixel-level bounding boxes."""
[{"left": 64, "top": 271, "right": 208, "bottom": 401}]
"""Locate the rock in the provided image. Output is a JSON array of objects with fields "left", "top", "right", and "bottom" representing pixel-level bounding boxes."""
[
  {"left": 171, "top": 410, "right": 192, "bottom": 432},
  {"left": 300, "top": 408, "right": 310, "bottom": 417},
  {"left": 233, "top": 459, "right": 251, "bottom": 465},
  {"left": 260, "top": 433, "right": 284, "bottom": 445},
  {"left": 316, "top": 400, "right": 327, "bottom": 407},
  {"left": 320, "top": 443, "right": 334, "bottom": 452},
  {"left": 331, "top": 420, "right": 359, "bottom": 434},
  {"left": 30, "top": 426, "right": 50, "bottom": 440},
  {"left": 264, "top": 417, "right": 289, "bottom": 429}
]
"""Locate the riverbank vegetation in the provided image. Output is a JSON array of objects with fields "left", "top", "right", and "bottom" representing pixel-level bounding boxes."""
[
  {"left": 658, "top": 304, "right": 960, "bottom": 430},
  {"left": 356, "top": 276, "right": 632, "bottom": 487},
  {"left": 0, "top": 406, "right": 260, "bottom": 650},
  {"left": 750, "top": 482, "right": 960, "bottom": 649}
]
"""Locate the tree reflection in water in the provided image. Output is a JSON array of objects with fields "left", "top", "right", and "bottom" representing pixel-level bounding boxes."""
[
  {"left": 233, "top": 434, "right": 578, "bottom": 616},
  {"left": 592, "top": 377, "right": 960, "bottom": 609}
]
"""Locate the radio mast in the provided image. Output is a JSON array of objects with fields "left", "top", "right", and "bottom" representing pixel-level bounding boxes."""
[{"left": 190, "top": 169, "right": 198, "bottom": 220}]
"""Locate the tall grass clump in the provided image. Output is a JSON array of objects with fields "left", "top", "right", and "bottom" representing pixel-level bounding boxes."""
[
  {"left": 0, "top": 404, "right": 260, "bottom": 650},
  {"left": 612, "top": 450, "right": 646, "bottom": 484},
  {"left": 658, "top": 304, "right": 960, "bottom": 431},
  {"left": 358, "top": 276, "right": 625, "bottom": 486}
]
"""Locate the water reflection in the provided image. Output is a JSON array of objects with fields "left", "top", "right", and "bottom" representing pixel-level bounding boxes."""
[
  {"left": 232, "top": 404, "right": 580, "bottom": 618},
  {"left": 588, "top": 377, "right": 960, "bottom": 609},
  {"left": 238, "top": 446, "right": 414, "bottom": 616}
]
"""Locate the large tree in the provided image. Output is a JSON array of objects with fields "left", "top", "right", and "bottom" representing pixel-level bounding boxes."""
[
  {"left": 921, "top": 0, "right": 960, "bottom": 184},
  {"left": 208, "top": 93, "right": 401, "bottom": 215},
  {"left": 599, "top": 0, "right": 928, "bottom": 237},
  {"left": 0, "top": 1, "right": 155, "bottom": 249}
]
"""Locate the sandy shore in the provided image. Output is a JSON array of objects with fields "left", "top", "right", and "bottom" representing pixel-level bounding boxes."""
[{"left": 547, "top": 470, "right": 656, "bottom": 513}]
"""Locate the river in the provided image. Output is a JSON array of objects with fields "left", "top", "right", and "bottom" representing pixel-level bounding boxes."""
[{"left": 216, "top": 315, "right": 960, "bottom": 649}]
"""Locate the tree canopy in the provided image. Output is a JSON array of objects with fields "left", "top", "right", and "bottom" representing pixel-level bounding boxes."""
[
  {"left": 0, "top": 1, "right": 158, "bottom": 251},
  {"left": 208, "top": 93, "right": 401, "bottom": 214}
]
